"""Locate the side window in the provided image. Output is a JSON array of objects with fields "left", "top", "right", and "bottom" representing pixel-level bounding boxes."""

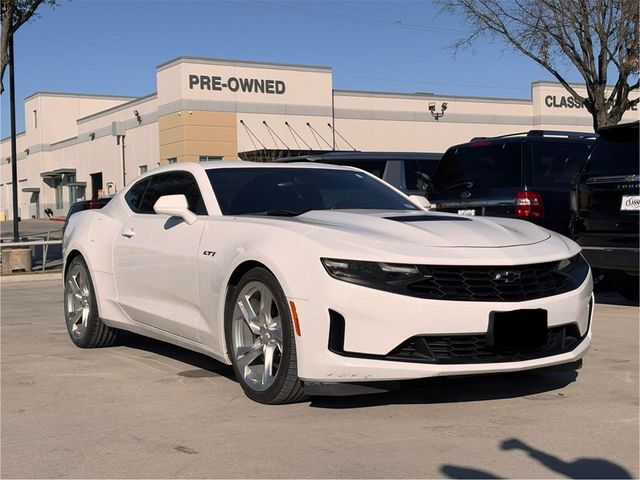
[
  {"left": 137, "top": 172, "right": 207, "bottom": 215},
  {"left": 125, "top": 178, "right": 150, "bottom": 213}
]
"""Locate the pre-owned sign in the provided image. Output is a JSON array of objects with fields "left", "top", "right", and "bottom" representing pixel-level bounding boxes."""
[{"left": 188, "top": 75, "right": 286, "bottom": 95}]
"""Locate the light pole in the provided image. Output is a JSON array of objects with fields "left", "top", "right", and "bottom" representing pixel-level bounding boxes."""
[{"left": 9, "top": 36, "right": 19, "bottom": 242}]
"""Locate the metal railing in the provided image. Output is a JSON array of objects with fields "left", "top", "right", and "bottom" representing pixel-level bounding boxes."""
[{"left": 0, "top": 229, "right": 63, "bottom": 271}]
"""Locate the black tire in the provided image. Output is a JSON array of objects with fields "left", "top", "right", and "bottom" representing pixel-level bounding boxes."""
[
  {"left": 610, "top": 270, "right": 640, "bottom": 301},
  {"left": 64, "top": 255, "right": 118, "bottom": 348},
  {"left": 225, "top": 267, "right": 308, "bottom": 404}
]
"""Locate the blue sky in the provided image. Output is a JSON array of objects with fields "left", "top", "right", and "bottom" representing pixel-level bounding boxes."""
[{"left": 1, "top": 0, "right": 584, "bottom": 138}]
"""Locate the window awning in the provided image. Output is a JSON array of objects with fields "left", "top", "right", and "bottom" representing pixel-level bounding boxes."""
[
  {"left": 67, "top": 182, "right": 87, "bottom": 187},
  {"left": 22, "top": 187, "right": 40, "bottom": 193}
]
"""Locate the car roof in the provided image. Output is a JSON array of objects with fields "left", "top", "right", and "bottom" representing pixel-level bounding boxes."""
[{"left": 138, "top": 161, "right": 365, "bottom": 178}]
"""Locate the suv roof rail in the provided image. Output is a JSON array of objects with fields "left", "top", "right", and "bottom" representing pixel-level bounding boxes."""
[
  {"left": 470, "top": 130, "right": 597, "bottom": 141},
  {"left": 526, "top": 130, "right": 597, "bottom": 139}
]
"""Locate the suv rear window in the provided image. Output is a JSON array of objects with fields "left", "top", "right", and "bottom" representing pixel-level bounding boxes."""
[
  {"left": 530, "top": 142, "right": 591, "bottom": 187},
  {"left": 585, "top": 128, "right": 639, "bottom": 175},
  {"left": 432, "top": 142, "right": 521, "bottom": 191}
]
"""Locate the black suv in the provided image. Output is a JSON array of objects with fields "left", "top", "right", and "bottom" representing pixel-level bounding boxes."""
[
  {"left": 427, "top": 131, "right": 596, "bottom": 235},
  {"left": 278, "top": 151, "right": 442, "bottom": 195},
  {"left": 570, "top": 121, "right": 639, "bottom": 299}
]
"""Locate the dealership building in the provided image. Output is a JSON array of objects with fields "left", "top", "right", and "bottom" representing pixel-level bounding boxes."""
[{"left": 1, "top": 55, "right": 637, "bottom": 220}]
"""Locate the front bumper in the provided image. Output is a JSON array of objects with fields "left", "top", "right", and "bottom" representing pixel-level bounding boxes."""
[{"left": 291, "top": 273, "right": 593, "bottom": 382}]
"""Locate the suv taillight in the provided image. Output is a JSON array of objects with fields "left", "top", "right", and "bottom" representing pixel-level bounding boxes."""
[{"left": 515, "top": 190, "right": 544, "bottom": 219}]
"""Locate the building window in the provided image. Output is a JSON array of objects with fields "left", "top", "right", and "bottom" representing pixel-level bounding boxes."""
[
  {"left": 139, "top": 165, "right": 148, "bottom": 174},
  {"left": 33, "top": 110, "right": 38, "bottom": 129},
  {"left": 199, "top": 155, "right": 223, "bottom": 162},
  {"left": 168, "top": 158, "right": 177, "bottom": 164}
]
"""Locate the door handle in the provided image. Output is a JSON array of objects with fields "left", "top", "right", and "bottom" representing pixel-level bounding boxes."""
[{"left": 121, "top": 228, "right": 135, "bottom": 238}]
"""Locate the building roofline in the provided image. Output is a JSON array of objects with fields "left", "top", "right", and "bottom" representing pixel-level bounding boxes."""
[
  {"left": 76, "top": 92, "right": 158, "bottom": 124},
  {"left": 24, "top": 91, "right": 136, "bottom": 102},
  {"left": 156, "top": 55, "right": 333, "bottom": 73},
  {"left": 333, "top": 88, "right": 531, "bottom": 104},
  {"left": 1, "top": 131, "right": 25, "bottom": 143}
]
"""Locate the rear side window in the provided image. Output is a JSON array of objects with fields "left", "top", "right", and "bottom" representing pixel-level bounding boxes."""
[
  {"left": 530, "top": 142, "right": 591, "bottom": 187},
  {"left": 432, "top": 142, "right": 521, "bottom": 191},
  {"left": 585, "top": 128, "right": 639, "bottom": 175},
  {"left": 404, "top": 159, "right": 439, "bottom": 191},
  {"left": 137, "top": 172, "right": 207, "bottom": 215}
]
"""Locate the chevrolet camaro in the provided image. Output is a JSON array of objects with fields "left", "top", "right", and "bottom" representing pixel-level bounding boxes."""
[{"left": 63, "top": 162, "right": 593, "bottom": 404}]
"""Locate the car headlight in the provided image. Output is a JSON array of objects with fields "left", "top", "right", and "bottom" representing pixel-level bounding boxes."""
[
  {"left": 555, "top": 254, "right": 590, "bottom": 287},
  {"left": 321, "top": 258, "right": 426, "bottom": 290}
]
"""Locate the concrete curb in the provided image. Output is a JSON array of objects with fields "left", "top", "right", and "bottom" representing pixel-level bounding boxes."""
[{"left": 1, "top": 272, "right": 62, "bottom": 283}]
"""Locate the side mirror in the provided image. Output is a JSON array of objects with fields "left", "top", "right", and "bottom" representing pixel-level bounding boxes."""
[
  {"left": 409, "top": 195, "right": 432, "bottom": 210},
  {"left": 154, "top": 194, "right": 198, "bottom": 225}
]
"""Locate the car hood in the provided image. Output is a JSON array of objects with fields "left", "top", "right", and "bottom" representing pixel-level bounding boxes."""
[{"left": 290, "top": 210, "right": 550, "bottom": 248}]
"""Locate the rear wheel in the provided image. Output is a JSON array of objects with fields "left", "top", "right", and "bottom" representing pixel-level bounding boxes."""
[
  {"left": 64, "top": 256, "right": 118, "bottom": 348},
  {"left": 225, "top": 268, "right": 307, "bottom": 404}
]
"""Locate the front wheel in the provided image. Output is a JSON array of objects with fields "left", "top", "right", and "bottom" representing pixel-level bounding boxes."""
[{"left": 225, "top": 268, "right": 307, "bottom": 404}]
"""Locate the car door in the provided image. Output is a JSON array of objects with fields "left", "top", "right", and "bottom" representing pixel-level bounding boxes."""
[{"left": 113, "top": 171, "right": 208, "bottom": 342}]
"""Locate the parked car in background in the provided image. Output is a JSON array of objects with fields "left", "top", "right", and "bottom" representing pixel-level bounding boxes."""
[
  {"left": 63, "top": 198, "right": 111, "bottom": 233},
  {"left": 278, "top": 151, "right": 442, "bottom": 195},
  {"left": 570, "top": 121, "right": 639, "bottom": 300},
  {"left": 427, "top": 131, "right": 596, "bottom": 235}
]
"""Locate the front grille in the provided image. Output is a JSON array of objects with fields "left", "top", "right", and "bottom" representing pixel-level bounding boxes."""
[
  {"left": 406, "top": 262, "right": 575, "bottom": 301},
  {"left": 387, "top": 323, "right": 583, "bottom": 364}
]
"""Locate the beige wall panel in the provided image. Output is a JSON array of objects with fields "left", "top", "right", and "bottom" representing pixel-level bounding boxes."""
[
  {"left": 76, "top": 96, "right": 158, "bottom": 135},
  {"left": 183, "top": 126, "right": 236, "bottom": 142},
  {"left": 160, "top": 142, "right": 186, "bottom": 161},
  {"left": 159, "top": 111, "right": 238, "bottom": 163},
  {"left": 159, "top": 126, "right": 186, "bottom": 145},
  {"left": 183, "top": 140, "right": 237, "bottom": 158}
]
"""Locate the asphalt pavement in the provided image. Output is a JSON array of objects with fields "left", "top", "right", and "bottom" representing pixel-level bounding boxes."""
[{"left": 1, "top": 277, "right": 638, "bottom": 478}]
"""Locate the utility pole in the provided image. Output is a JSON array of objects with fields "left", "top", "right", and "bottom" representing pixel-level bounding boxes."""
[{"left": 9, "top": 36, "right": 19, "bottom": 242}]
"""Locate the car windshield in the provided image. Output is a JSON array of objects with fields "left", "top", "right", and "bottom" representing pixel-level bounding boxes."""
[{"left": 206, "top": 167, "right": 418, "bottom": 216}]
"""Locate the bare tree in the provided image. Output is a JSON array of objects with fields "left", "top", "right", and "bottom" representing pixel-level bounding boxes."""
[
  {"left": 437, "top": 0, "right": 639, "bottom": 130},
  {"left": 1, "top": 0, "right": 59, "bottom": 95}
]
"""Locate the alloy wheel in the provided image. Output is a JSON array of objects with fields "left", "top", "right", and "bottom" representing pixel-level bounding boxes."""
[
  {"left": 65, "top": 264, "right": 91, "bottom": 339},
  {"left": 231, "top": 281, "right": 284, "bottom": 391}
]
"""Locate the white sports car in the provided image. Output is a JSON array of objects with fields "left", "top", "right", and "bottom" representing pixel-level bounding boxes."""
[{"left": 63, "top": 162, "right": 593, "bottom": 404}]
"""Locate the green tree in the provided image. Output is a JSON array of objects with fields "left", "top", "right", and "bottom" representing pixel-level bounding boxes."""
[{"left": 437, "top": 0, "right": 639, "bottom": 130}]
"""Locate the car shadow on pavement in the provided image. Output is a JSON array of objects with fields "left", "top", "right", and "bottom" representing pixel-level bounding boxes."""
[
  {"left": 115, "top": 331, "right": 236, "bottom": 381},
  {"left": 309, "top": 370, "right": 578, "bottom": 409},
  {"left": 440, "top": 437, "right": 633, "bottom": 479}
]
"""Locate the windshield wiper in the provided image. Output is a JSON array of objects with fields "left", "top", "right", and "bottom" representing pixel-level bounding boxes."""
[{"left": 445, "top": 180, "right": 474, "bottom": 191}]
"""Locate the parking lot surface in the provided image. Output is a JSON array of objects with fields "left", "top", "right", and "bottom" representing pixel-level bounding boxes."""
[{"left": 1, "top": 278, "right": 638, "bottom": 478}]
